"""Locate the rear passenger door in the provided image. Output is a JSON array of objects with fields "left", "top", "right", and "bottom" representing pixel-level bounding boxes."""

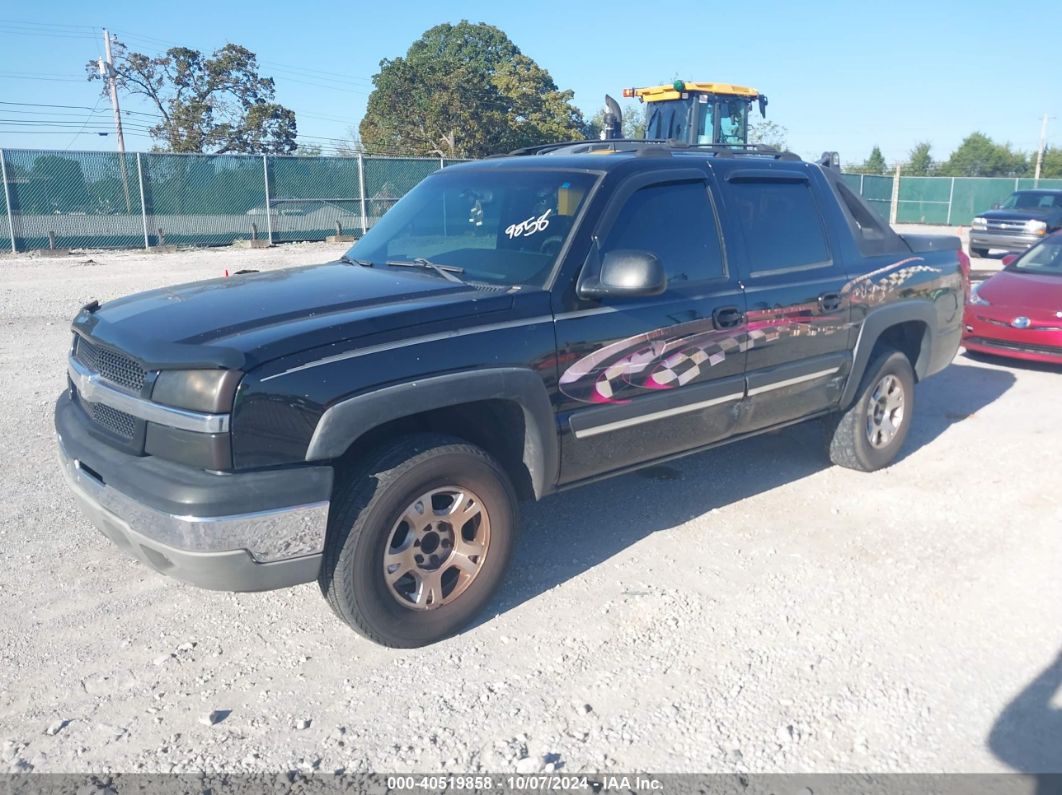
[
  {"left": 718, "top": 168, "right": 851, "bottom": 433},
  {"left": 553, "top": 171, "right": 747, "bottom": 484}
]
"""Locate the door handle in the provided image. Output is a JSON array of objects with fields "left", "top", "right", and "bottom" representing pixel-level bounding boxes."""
[
  {"left": 818, "top": 292, "right": 842, "bottom": 312},
  {"left": 712, "top": 306, "right": 744, "bottom": 329}
]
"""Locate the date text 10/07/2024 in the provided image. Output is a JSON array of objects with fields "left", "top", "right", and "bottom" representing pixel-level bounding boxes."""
[{"left": 386, "top": 774, "right": 665, "bottom": 791}]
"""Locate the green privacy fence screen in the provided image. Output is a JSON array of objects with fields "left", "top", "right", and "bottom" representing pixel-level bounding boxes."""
[
  {"left": 2, "top": 147, "right": 1062, "bottom": 253},
  {"left": 842, "top": 171, "right": 1062, "bottom": 225},
  {"left": 0, "top": 148, "right": 455, "bottom": 252}
]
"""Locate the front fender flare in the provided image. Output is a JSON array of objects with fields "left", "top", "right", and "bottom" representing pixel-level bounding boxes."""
[{"left": 304, "top": 368, "right": 558, "bottom": 499}]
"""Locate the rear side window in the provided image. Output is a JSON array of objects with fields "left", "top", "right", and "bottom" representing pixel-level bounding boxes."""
[
  {"left": 727, "top": 180, "right": 831, "bottom": 274},
  {"left": 601, "top": 181, "right": 725, "bottom": 284},
  {"left": 832, "top": 178, "right": 908, "bottom": 256}
]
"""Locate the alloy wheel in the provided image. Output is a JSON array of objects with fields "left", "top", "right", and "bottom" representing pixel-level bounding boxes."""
[
  {"left": 382, "top": 486, "right": 491, "bottom": 610},
  {"left": 865, "top": 374, "right": 905, "bottom": 449}
]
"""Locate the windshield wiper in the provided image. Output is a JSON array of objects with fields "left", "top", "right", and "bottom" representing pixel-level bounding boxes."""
[
  {"left": 386, "top": 258, "right": 465, "bottom": 284},
  {"left": 340, "top": 254, "right": 374, "bottom": 267}
]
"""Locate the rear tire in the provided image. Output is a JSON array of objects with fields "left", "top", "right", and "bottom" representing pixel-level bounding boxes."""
[
  {"left": 319, "top": 434, "right": 517, "bottom": 648},
  {"left": 970, "top": 246, "right": 989, "bottom": 258},
  {"left": 827, "top": 348, "right": 916, "bottom": 472}
]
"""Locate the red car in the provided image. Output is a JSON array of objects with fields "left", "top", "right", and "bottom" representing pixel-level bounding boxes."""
[{"left": 963, "top": 231, "right": 1062, "bottom": 364}]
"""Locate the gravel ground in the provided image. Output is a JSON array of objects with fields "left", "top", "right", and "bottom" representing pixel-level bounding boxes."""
[{"left": 0, "top": 235, "right": 1059, "bottom": 776}]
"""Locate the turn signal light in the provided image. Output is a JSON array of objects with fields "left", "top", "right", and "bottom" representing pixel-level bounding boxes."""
[{"left": 622, "top": 87, "right": 635, "bottom": 98}]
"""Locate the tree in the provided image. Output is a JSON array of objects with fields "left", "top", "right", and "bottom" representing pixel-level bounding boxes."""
[
  {"left": 903, "top": 142, "right": 933, "bottom": 176},
  {"left": 359, "top": 21, "right": 588, "bottom": 158},
  {"left": 1037, "top": 146, "right": 1062, "bottom": 179},
  {"left": 86, "top": 37, "right": 297, "bottom": 154},
  {"left": 846, "top": 146, "right": 887, "bottom": 175},
  {"left": 749, "top": 119, "right": 788, "bottom": 150},
  {"left": 937, "top": 132, "right": 1027, "bottom": 178}
]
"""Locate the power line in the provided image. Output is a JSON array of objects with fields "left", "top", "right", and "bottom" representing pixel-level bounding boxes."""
[
  {"left": 0, "top": 129, "right": 152, "bottom": 137},
  {"left": 0, "top": 22, "right": 376, "bottom": 152},
  {"left": 0, "top": 72, "right": 88, "bottom": 83},
  {"left": 0, "top": 18, "right": 98, "bottom": 31},
  {"left": 64, "top": 95, "right": 106, "bottom": 150},
  {"left": 0, "top": 100, "right": 105, "bottom": 111},
  {"left": 0, "top": 26, "right": 97, "bottom": 40}
]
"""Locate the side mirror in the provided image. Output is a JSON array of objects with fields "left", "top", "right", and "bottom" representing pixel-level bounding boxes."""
[
  {"left": 1001, "top": 254, "right": 1018, "bottom": 267},
  {"left": 578, "top": 249, "right": 667, "bottom": 299}
]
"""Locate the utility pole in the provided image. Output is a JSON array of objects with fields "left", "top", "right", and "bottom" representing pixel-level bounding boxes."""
[
  {"left": 100, "top": 28, "right": 132, "bottom": 211},
  {"left": 101, "top": 29, "right": 125, "bottom": 154},
  {"left": 1033, "top": 113, "right": 1049, "bottom": 185}
]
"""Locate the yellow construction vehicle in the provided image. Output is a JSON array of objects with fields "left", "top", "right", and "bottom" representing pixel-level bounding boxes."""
[{"left": 602, "top": 80, "right": 768, "bottom": 146}]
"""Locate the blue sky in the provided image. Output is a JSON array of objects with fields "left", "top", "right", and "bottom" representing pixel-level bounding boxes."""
[{"left": 1, "top": 0, "right": 1059, "bottom": 164}]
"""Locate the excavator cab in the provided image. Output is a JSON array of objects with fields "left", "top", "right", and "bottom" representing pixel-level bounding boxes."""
[{"left": 608, "top": 81, "right": 768, "bottom": 146}]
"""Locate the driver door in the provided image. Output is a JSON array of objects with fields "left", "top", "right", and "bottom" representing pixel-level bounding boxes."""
[{"left": 553, "top": 170, "right": 747, "bottom": 485}]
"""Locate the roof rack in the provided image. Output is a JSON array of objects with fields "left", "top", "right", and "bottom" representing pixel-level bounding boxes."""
[
  {"left": 499, "top": 139, "right": 670, "bottom": 157},
  {"left": 499, "top": 139, "right": 803, "bottom": 161},
  {"left": 666, "top": 142, "right": 803, "bottom": 161}
]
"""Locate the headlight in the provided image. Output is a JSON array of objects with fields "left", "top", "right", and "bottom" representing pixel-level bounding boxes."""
[
  {"left": 152, "top": 369, "right": 242, "bottom": 413},
  {"left": 970, "top": 283, "right": 991, "bottom": 306},
  {"left": 1024, "top": 219, "right": 1048, "bottom": 235},
  {"left": 972, "top": 217, "right": 988, "bottom": 230}
]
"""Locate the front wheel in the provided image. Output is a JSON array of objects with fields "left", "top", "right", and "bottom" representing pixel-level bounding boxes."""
[
  {"left": 826, "top": 348, "right": 916, "bottom": 472},
  {"left": 319, "top": 434, "right": 517, "bottom": 647},
  {"left": 970, "top": 246, "right": 989, "bottom": 258}
]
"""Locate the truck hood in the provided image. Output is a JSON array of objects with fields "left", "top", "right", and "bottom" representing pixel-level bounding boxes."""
[
  {"left": 981, "top": 207, "right": 1062, "bottom": 224},
  {"left": 977, "top": 269, "right": 1062, "bottom": 314},
  {"left": 72, "top": 261, "right": 516, "bottom": 371}
]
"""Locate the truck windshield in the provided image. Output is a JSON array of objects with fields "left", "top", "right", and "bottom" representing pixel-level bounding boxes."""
[
  {"left": 347, "top": 169, "right": 598, "bottom": 288},
  {"left": 1002, "top": 192, "right": 1062, "bottom": 210}
]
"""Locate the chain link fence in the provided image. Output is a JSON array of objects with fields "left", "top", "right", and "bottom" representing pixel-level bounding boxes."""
[
  {"left": 0, "top": 148, "right": 454, "bottom": 253},
  {"left": 843, "top": 171, "right": 1062, "bottom": 226},
  {"left": 4, "top": 148, "right": 1062, "bottom": 254}
]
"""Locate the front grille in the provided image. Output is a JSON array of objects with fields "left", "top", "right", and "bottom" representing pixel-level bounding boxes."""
[
  {"left": 83, "top": 399, "right": 137, "bottom": 440},
  {"left": 75, "top": 337, "right": 146, "bottom": 393},
  {"left": 985, "top": 219, "right": 1029, "bottom": 232}
]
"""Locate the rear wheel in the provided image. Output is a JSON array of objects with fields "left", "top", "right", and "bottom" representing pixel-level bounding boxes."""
[
  {"left": 319, "top": 434, "right": 516, "bottom": 647},
  {"left": 827, "top": 348, "right": 916, "bottom": 472},
  {"left": 970, "top": 245, "right": 989, "bottom": 258}
]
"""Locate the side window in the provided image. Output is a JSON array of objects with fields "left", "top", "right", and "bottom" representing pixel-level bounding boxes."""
[
  {"left": 727, "top": 179, "right": 831, "bottom": 274},
  {"left": 834, "top": 179, "right": 907, "bottom": 256},
  {"left": 601, "top": 181, "right": 725, "bottom": 284}
]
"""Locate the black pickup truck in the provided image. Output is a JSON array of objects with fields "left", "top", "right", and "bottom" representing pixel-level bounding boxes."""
[{"left": 56, "top": 142, "right": 966, "bottom": 647}]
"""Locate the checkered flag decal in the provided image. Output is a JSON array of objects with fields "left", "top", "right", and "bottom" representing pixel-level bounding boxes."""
[{"left": 565, "top": 257, "right": 946, "bottom": 405}]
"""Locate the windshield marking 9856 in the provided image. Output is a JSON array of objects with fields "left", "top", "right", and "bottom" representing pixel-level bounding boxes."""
[
  {"left": 344, "top": 171, "right": 596, "bottom": 288},
  {"left": 505, "top": 209, "right": 552, "bottom": 239}
]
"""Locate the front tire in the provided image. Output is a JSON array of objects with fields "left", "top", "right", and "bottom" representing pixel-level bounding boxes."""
[
  {"left": 319, "top": 434, "right": 517, "bottom": 647},
  {"left": 827, "top": 348, "right": 916, "bottom": 472},
  {"left": 970, "top": 246, "right": 989, "bottom": 258}
]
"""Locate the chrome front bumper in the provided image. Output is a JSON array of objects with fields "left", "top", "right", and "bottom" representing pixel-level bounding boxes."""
[
  {"left": 57, "top": 437, "right": 329, "bottom": 592},
  {"left": 969, "top": 230, "right": 1042, "bottom": 253}
]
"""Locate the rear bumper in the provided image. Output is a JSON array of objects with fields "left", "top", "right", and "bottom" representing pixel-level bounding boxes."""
[
  {"left": 55, "top": 392, "right": 332, "bottom": 592},
  {"left": 969, "top": 230, "right": 1043, "bottom": 253}
]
